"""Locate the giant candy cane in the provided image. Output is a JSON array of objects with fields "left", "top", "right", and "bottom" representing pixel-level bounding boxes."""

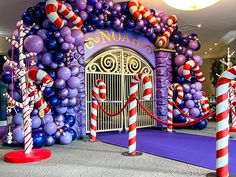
[
  {"left": 90, "top": 79, "right": 106, "bottom": 142},
  {"left": 45, "top": 0, "right": 83, "bottom": 29},
  {"left": 167, "top": 83, "right": 183, "bottom": 132},
  {"left": 27, "top": 68, "right": 54, "bottom": 116},
  {"left": 216, "top": 66, "right": 236, "bottom": 177},
  {"left": 230, "top": 81, "right": 236, "bottom": 130},
  {"left": 128, "top": 73, "right": 152, "bottom": 155},
  {"left": 201, "top": 91, "right": 210, "bottom": 115},
  {"left": 183, "top": 60, "right": 205, "bottom": 83}
]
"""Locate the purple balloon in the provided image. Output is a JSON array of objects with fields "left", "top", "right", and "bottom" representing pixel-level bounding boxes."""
[
  {"left": 60, "top": 132, "right": 72, "bottom": 144},
  {"left": 190, "top": 89, "right": 196, "bottom": 95},
  {"left": 182, "top": 108, "right": 189, "bottom": 114},
  {"left": 185, "top": 49, "right": 194, "bottom": 58},
  {"left": 67, "top": 76, "right": 81, "bottom": 89},
  {"left": 168, "top": 42, "right": 175, "bottom": 50},
  {"left": 41, "top": 52, "right": 52, "bottom": 66},
  {"left": 3, "top": 62, "right": 12, "bottom": 72},
  {"left": 62, "top": 42, "right": 70, "bottom": 50},
  {"left": 59, "top": 88, "right": 69, "bottom": 99},
  {"left": 60, "top": 26, "right": 71, "bottom": 37},
  {"left": 193, "top": 55, "right": 203, "bottom": 67},
  {"left": 43, "top": 123, "right": 57, "bottom": 135},
  {"left": 174, "top": 55, "right": 187, "bottom": 66},
  {"left": 13, "top": 126, "right": 24, "bottom": 143},
  {"left": 182, "top": 83, "right": 191, "bottom": 93},
  {"left": 70, "top": 65, "right": 80, "bottom": 77},
  {"left": 55, "top": 114, "right": 65, "bottom": 122},
  {"left": 45, "top": 136, "right": 55, "bottom": 146},
  {"left": 13, "top": 91, "right": 21, "bottom": 101},
  {"left": 60, "top": 98, "right": 69, "bottom": 107},
  {"left": 190, "top": 108, "right": 200, "bottom": 117},
  {"left": 79, "top": 11, "right": 88, "bottom": 21},
  {"left": 55, "top": 106, "right": 68, "bottom": 114},
  {"left": 31, "top": 109, "right": 39, "bottom": 116},
  {"left": 37, "top": 29, "right": 47, "bottom": 40},
  {"left": 189, "top": 40, "right": 200, "bottom": 51},
  {"left": 32, "top": 116, "right": 41, "bottom": 129},
  {"left": 13, "top": 113, "right": 23, "bottom": 125},
  {"left": 71, "top": 29, "right": 84, "bottom": 46},
  {"left": 42, "top": 114, "right": 54, "bottom": 125},
  {"left": 193, "top": 91, "right": 202, "bottom": 100},
  {"left": 173, "top": 109, "right": 181, "bottom": 118},
  {"left": 65, "top": 36, "right": 75, "bottom": 43},
  {"left": 57, "top": 67, "right": 72, "bottom": 81},
  {"left": 76, "top": 0, "right": 87, "bottom": 10},
  {"left": 69, "top": 97, "right": 78, "bottom": 107},
  {"left": 185, "top": 100, "right": 195, "bottom": 109},
  {"left": 184, "top": 93, "right": 192, "bottom": 100},
  {"left": 195, "top": 82, "right": 202, "bottom": 91},
  {"left": 55, "top": 79, "right": 66, "bottom": 89},
  {"left": 68, "top": 88, "right": 79, "bottom": 98},
  {"left": 24, "top": 35, "right": 44, "bottom": 54},
  {"left": 51, "top": 62, "right": 58, "bottom": 69}
]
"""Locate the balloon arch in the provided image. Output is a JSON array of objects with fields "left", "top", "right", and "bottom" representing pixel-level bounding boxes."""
[{"left": 1, "top": 0, "right": 205, "bottom": 148}]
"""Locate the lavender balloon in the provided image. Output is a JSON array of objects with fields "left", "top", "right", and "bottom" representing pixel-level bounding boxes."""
[
  {"left": 13, "top": 113, "right": 23, "bottom": 125},
  {"left": 60, "top": 132, "right": 72, "bottom": 145},
  {"left": 55, "top": 114, "right": 65, "bottom": 122},
  {"left": 71, "top": 29, "right": 84, "bottom": 46},
  {"left": 67, "top": 76, "right": 81, "bottom": 89},
  {"left": 57, "top": 67, "right": 71, "bottom": 81},
  {"left": 24, "top": 35, "right": 44, "bottom": 54},
  {"left": 58, "top": 88, "right": 69, "bottom": 99},
  {"left": 13, "top": 126, "right": 24, "bottom": 143},
  {"left": 190, "top": 108, "right": 200, "bottom": 117},
  {"left": 43, "top": 123, "right": 57, "bottom": 135},
  {"left": 70, "top": 65, "right": 80, "bottom": 76},
  {"left": 41, "top": 52, "right": 52, "bottom": 66},
  {"left": 69, "top": 97, "right": 78, "bottom": 107},
  {"left": 60, "top": 26, "right": 71, "bottom": 37},
  {"left": 182, "top": 83, "right": 191, "bottom": 93},
  {"left": 32, "top": 116, "right": 42, "bottom": 129},
  {"left": 45, "top": 136, "right": 55, "bottom": 146},
  {"left": 184, "top": 93, "right": 192, "bottom": 100},
  {"left": 174, "top": 55, "right": 186, "bottom": 66},
  {"left": 55, "top": 106, "right": 68, "bottom": 114},
  {"left": 60, "top": 98, "right": 69, "bottom": 107},
  {"left": 42, "top": 114, "right": 54, "bottom": 125},
  {"left": 173, "top": 109, "right": 181, "bottom": 118},
  {"left": 55, "top": 79, "right": 66, "bottom": 89},
  {"left": 68, "top": 88, "right": 79, "bottom": 98},
  {"left": 37, "top": 29, "right": 47, "bottom": 40},
  {"left": 185, "top": 100, "right": 195, "bottom": 109},
  {"left": 193, "top": 91, "right": 202, "bottom": 100},
  {"left": 195, "top": 82, "right": 202, "bottom": 91}
]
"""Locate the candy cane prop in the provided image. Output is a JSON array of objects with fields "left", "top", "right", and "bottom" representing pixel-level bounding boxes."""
[
  {"left": 128, "top": 73, "right": 152, "bottom": 155},
  {"left": 167, "top": 83, "right": 183, "bottom": 132},
  {"left": 201, "top": 92, "right": 210, "bottom": 115},
  {"left": 183, "top": 60, "right": 205, "bottom": 83},
  {"left": 90, "top": 79, "right": 106, "bottom": 142},
  {"left": 45, "top": 0, "right": 83, "bottom": 29},
  {"left": 128, "top": 0, "right": 159, "bottom": 27},
  {"left": 27, "top": 68, "right": 54, "bottom": 116},
  {"left": 229, "top": 81, "right": 236, "bottom": 131},
  {"left": 216, "top": 66, "right": 236, "bottom": 177},
  {"left": 158, "top": 15, "right": 177, "bottom": 47}
]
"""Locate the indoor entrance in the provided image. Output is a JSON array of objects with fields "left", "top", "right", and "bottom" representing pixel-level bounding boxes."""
[{"left": 85, "top": 47, "right": 155, "bottom": 133}]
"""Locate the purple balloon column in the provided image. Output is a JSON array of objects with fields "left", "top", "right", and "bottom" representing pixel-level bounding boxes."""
[{"left": 155, "top": 50, "right": 173, "bottom": 128}]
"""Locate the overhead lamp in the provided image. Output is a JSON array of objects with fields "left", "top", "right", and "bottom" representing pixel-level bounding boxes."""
[{"left": 162, "top": 0, "right": 220, "bottom": 11}]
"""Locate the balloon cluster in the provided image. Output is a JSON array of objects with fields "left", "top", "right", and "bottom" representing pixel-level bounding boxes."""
[{"left": 169, "top": 32, "right": 207, "bottom": 129}]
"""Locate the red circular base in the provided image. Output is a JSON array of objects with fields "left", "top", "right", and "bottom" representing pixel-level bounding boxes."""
[
  {"left": 230, "top": 127, "right": 236, "bottom": 132},
  {"left": 4, "top": 149, "right": 51, "bottom": 163}
]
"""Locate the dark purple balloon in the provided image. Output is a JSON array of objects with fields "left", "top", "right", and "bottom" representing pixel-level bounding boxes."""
[
  {"left": 55, "top": 79, "right": 66, "bottom": 89},
  {"left": 69, "top": 97, "right": 78, "bottom": 107},
  {"left": 41, "top": 52, "right": 52, "bottom": 66},
  {"left": 58, "top": 88, "right": 69, "bottom": 99},
  {"left": 24, "top": 35, "right": 44, "bottom": 53},
  {"left": 60, "top": 98, "right": 69, "bottom": 107}
]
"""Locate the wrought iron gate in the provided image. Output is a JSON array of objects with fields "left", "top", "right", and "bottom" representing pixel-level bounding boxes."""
[{"left": 85, "top": 47, "right": 155, "bottom": 133}]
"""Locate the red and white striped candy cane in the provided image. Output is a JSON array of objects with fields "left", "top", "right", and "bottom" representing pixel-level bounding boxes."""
[
  {"left": 216, "top": 66, "right": 236, "bottom": 177},
  {"left": 45, "top": 0, "right": 83, "bottom": 29},
  {"left": 27, "top": 68, "right": 54, "bottom": 115},
  {"left": 229, "top": 81, "right": 236, "bottom": 129},
  {"left": 201, "top": 92, "right": 210, "bottom": 115},
  {"left": 129, "top": 73, "right": 152, "bottom": 155},
  {"left": 167, "top": 83, "right": 183, "bottom": 132},
  {"left": 90, "top": 79, "right": 106, "bottom": 142},
  {"left": 158, "top": 15, "right": 177, "bottom": 47},
  {"left": 183, "top": 60, "right": 205, "bottom": 83},
  {"left": 128, "top": 0, "right": 159, "bottom": 27}
]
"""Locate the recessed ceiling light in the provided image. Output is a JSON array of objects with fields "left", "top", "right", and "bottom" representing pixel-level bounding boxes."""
[
  {"left": 205, "top": 52, "right": 208, "bottom": 54},
  {"left": 209, "top": 48, "right": 212, "bottom": 51},
  {"left": 197, "top": 24, "right": 202, "bottom": 28},
  {"left": 214, "top": 43, "right": 218, "bottom": 46}
]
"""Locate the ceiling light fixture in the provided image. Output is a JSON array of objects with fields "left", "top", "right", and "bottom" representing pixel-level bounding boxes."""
[
  {"left": 197, "top": 24, "right": 202, "bottom": 28},
  {"left": 214, "top": 43, "right": 218, "bottom": 46},
  {"left": 162, "top": 0, "right": 220, "bottom": 11},
  {"left": 209, "top": 48, "right": 212, "bottom": 51}
]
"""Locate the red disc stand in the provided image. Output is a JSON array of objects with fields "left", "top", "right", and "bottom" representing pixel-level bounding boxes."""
[
  {"left": 230, "top": 127, "right": 236, "bottom": 133},
  {"left": 4, "top": 149, "right": 51, "bottom": 163}
]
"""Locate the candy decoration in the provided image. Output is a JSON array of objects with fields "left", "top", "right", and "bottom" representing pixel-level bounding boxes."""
[
  {"left": 27, "top": 68, "right": 54, "bottom": 116},
  {"left": 45, "top": 0, "right": 83, "bottom": 29},
  {"left": 129, "top": 73, "right": 152, "bottom": 155},
  {"left": 229, "top": 81, "right": 236, "bottom": 131},
  {"left": 183, "top": 60, "right": 205, "bottom": 83},
  {"left": 90, "top": 79, "right": 106, "bottom": 142},
  {"left": 201, "top": 91, "right": 210, "bottom": 115},
  {"left": 216, "top": 66, "right": 236, "bottom": 177},
  {"left": 158, "top": 15, "right": 177, "bottom": 47},
  {"left": 167, "top": 83, "right": 183, "bottom": 132},
  {"left": 128, "top": 0, "right": 159, "bottom": 27}
]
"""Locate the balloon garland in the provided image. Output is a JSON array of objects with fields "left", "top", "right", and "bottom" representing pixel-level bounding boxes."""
[{"left": 0, "top": 0, "right": 207, "bottom": 148}]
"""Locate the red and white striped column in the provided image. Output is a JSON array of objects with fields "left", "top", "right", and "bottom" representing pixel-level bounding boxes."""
[
  {"left": 90, "top": 79, "right": 106, "bottom": 142},
  {"left": 167, "top": 83, "right": 184, "bottom": 132},
  {"left": 128, "top": 73, "right": 152, "bottom": 155},
  {"left": 216, "top": 66, "right": 236, "bottom": 177}
]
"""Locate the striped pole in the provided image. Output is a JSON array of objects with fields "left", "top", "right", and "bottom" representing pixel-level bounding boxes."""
[
  {"left": 128, "top": 73, "right": 152, "bottom": 155},
  {"left": 216, "top": 66, "right": 236, "bottom": 177},
  {"left": 90, "top": 79, "right": 106, "bottom": 142},
  {"left": 167, "top": 83, "right": 184, "bottom": 132},
  {"left": 230, "top": 81, "right": 236, "bottom": 130},
  {"left": 183, "top": 60, "right": 205, "bottom": 83},
  {"left": 128, "top": 0, "right": 159, "bottom": 27},
  {"left": 45, "top": 0, "right": 83, "bottom": 29},
  {"left": 201, "top": 91, "right": 210, "bottom": 115}
]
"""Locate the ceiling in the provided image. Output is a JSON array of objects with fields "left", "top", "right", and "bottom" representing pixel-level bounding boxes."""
[{"left": 0, "top": 0, "right": 236, "bottom": 59}]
